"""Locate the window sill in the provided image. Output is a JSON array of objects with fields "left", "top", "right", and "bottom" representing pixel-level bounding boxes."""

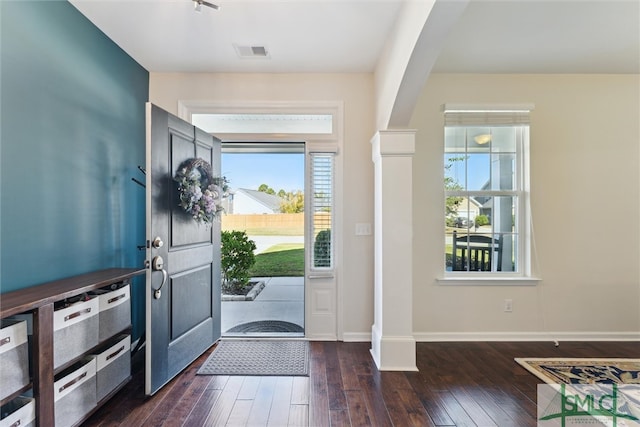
[{"left": 436, "top": 276, "right": 542, "bottom": 286}]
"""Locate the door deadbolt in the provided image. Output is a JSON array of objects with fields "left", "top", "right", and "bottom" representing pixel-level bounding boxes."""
[
  {"left": 152, "top": 236, "right": 164, "bottom": 249},
  {"left": 152, "top": 256, "right": 164, "bottom": 271}
]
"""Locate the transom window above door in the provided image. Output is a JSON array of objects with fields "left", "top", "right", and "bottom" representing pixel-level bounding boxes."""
[{"left": 192, "top": 113, "right": 333, "bottom": 135}]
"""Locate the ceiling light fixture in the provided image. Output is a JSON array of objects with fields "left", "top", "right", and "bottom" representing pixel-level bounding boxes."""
[
  {"left": 193, "top": 0, "right": 219, "bottom": 12},
  {"left": 474, "top": 134, "right": 492, "bottom": 145}
]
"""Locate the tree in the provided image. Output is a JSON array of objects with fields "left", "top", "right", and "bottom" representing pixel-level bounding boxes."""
[
  {"left": 258, "top": 184, "right": 275, "bottom": 195},
  {"left": 279, "top": 190, "right": 304, "bottom": 213},
  {"left": 445, "top": 156, "right": 466, "bottom": 219}
]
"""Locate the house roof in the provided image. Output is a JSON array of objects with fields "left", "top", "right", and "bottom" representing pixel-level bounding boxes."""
[{"left": 235, "top": 188, "right": 283, "bottom": 212}]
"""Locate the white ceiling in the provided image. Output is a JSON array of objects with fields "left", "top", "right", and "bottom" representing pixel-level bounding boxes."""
[
  {"left": 69, "top": 0, "right": 639, "bottom": 74},
  {"left": 432, "top": 0, "right": 640, "bottom": 74},
  {"left": 69, "top": 0, "right": 404, "bottom": 73}
]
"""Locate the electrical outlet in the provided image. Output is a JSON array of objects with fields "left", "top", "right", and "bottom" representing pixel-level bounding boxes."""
[{"left": 504, "top": 299, "right": 513, "bottom": 312}]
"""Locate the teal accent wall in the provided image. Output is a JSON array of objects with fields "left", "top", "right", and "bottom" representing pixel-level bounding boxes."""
[{"left": 1, "top": 1, "right": 148, "bottom": 338}]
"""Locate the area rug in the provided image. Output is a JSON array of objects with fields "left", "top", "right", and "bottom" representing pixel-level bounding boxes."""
[
  {"left": 226, "top": 320, "right": 304, "bottom": 333},
  {"left": 515, "top": 358, "right": 640, "bottom": 384},
  {"left": 197, "top": 339, "right": 309, "bottom": 376},
  {"left": 518, "top": 358, "right": 640, "bottom": 424}
]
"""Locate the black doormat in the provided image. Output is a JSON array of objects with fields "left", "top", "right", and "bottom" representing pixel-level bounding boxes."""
[
  {"left": 197, "top": 339, "right": 309, "bottom": 376},
  {"left": 226, "top": 320, "right": 304, "bottom": 333}
]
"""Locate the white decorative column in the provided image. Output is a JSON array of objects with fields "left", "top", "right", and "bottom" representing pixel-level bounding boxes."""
[{"left": 370, "top": 130, "right": 417, "bottom": 371}]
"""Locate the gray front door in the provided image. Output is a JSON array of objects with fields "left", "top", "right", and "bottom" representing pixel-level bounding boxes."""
[{"left": 145, "top": 103, "right": 221, "bottom": 395}]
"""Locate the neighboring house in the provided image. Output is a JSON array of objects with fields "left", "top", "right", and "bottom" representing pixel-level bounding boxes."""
[
  {"left": 225, "top": 188, "right": 283, "bottom": 214},
  {"left": 450, "top": 197, "right": 482, "bottom": 223}
]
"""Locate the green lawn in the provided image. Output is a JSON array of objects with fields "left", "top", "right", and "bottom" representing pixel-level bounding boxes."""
[{"left": 249, "top": 243, "right": 305, "bottom": 277}]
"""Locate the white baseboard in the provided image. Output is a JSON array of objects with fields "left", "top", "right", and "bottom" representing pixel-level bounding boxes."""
[
  {"left": 342, "top": 332, "right": 372, "bottom": 342},
  {"left": 413, "top": 331, "right": 640, "bottom": 342},
  {"left": 306, "top": 333, "right": 338, "bottom": 341},
  {"left": 336, "top": 331, "right": 640, "bottom": 343}
]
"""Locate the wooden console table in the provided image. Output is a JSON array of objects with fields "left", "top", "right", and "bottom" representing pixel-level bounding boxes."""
[{"left": 0, "top": 268, "right": 146, "bottom": 426}]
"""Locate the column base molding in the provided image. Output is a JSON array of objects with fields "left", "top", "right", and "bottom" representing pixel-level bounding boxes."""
[{"left": 370, "top": 325, "right": 418, "bottom": 371}]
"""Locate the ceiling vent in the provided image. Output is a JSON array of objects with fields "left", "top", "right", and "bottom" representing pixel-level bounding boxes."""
[{"left": 234, "top": 44, "right": 270, "bottom": 59}]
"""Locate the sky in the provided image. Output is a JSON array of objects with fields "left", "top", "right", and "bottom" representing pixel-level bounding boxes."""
[
  {"left": 445, "top": 153, "right": 490, "bottom": 190},
  {"left": 221, "top": 153, "right": 305, "bottom": 193}
]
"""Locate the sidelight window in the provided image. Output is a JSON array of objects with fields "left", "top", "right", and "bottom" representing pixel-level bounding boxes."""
[{"left": 309, "top": 153, "right": 333, "bottom": 269}]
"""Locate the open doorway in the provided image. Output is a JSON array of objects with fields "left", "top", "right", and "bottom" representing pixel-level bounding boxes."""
[
  {"left": 184, "top": 104, "right": 341, "bottom": 340},
  {"left": 220, "top": 145, "right": 305, "bottom": 337}
]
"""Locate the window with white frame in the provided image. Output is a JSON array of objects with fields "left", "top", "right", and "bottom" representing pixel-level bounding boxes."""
[
  {"left": 444, "top": 106, "right": 532, "bottom": 275},
  {"left": 310, "top": 153, "right": 333, "bottom": 269}
]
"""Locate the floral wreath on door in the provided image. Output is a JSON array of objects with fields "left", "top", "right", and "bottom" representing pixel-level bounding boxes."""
[{"left": 174, "top": 158, "right": 228, "bottom": 225}]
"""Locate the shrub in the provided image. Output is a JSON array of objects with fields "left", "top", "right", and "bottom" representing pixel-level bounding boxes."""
[
  {"left": 221, "top": 230, "right": 256, "bottom": 293},
  {"left": 475, "top": 215, "right": 490, "bottom": 227},
  {"left": 445, "top": 216, "right": 457, "bottom": 228},
  {"left": 313, "top": 230, "right": 331, "bottom": 267}
]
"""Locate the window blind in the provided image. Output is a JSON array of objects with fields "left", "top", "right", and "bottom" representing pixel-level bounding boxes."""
[
  {"left": 310, "top": 153, "right": 333, "bottom": 268},
  {"left": 443, "top": 104, "right": 533, "bottom": 126}
]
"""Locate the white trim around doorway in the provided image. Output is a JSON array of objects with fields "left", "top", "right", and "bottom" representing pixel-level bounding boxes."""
[{"left": 177, "top": 100, "right": 344, "bottom": 341}]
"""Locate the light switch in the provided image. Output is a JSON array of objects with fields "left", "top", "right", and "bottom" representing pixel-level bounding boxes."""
[{"left": 355, "top": 223, "right": 372, "bottom": 236}]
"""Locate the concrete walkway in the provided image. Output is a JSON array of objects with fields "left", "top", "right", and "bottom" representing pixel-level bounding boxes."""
[
  {"left": 221, "top": 276, "right": 304, "bottom": 337},
  {"left": 250, "top": 235, "right": 304, "bottom": 254}
]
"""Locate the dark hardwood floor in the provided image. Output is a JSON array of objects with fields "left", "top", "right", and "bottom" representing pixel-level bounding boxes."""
[{"left": 83, "top": 341, "right": 639, "bottom": 426}]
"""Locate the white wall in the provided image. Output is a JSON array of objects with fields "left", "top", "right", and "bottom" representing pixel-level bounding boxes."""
[
  {"left": 411, "top": 73, "right": 640, "bottom": 340},
  {"left": 149, "top": 73, "right": 377, "bottom": 338},
  {"left": 150, "top": 72, "right": 640, "bottom": 341}
]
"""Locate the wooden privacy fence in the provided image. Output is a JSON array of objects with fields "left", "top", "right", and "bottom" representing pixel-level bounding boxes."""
[{"left": 221, "top": 213, "right": 330, "bottom": 236}]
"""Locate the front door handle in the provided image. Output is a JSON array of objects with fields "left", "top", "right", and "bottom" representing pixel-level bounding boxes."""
[{"left": 151, "top": 255, "right": 167, "bottom": 299}]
